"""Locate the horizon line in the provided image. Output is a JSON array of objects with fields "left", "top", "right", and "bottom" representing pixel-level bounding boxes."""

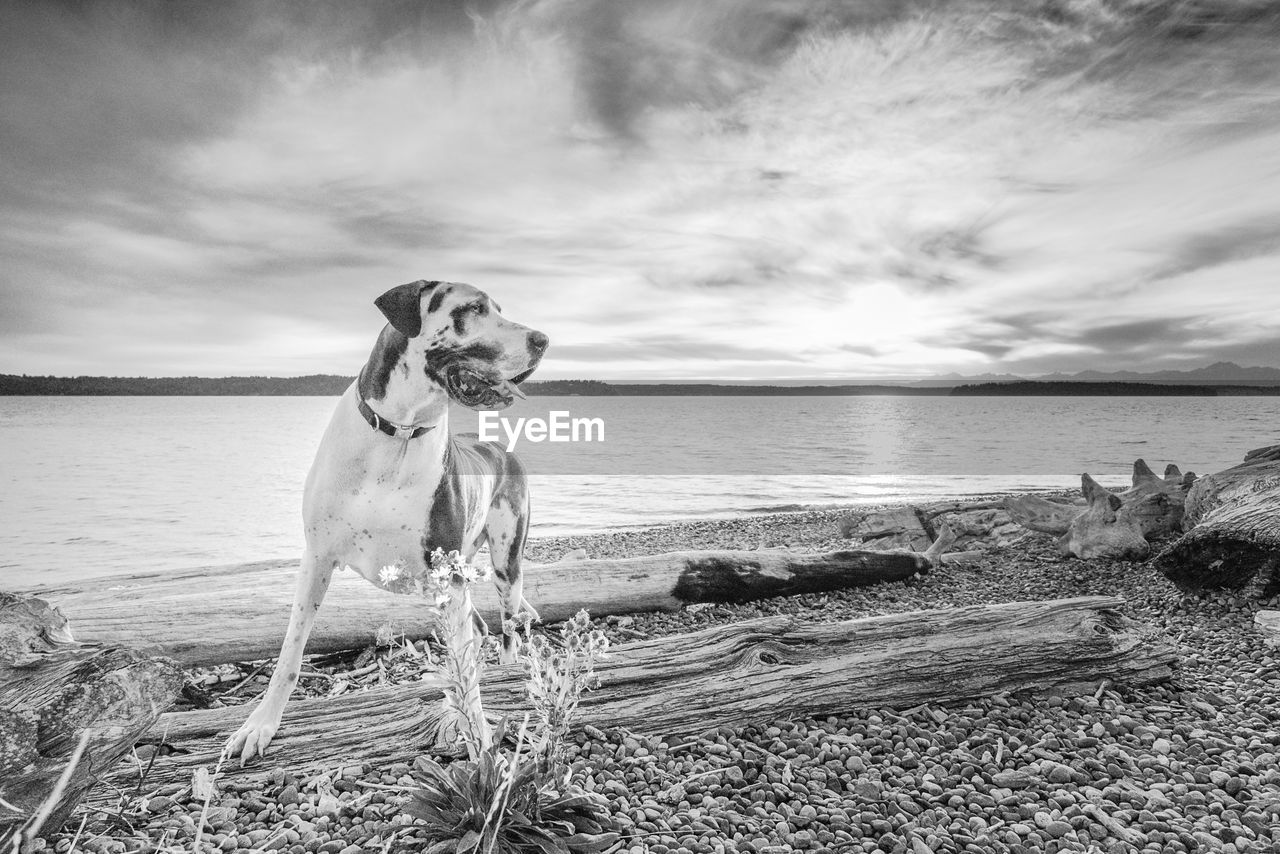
[{"left": 5, "top": 372, "right": 1280, "bottom": 386}]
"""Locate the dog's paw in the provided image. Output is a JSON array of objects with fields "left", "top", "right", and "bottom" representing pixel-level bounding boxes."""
[
  {"left": 223, "top": 711, "right": 280, "bottom": 767},
  {"left": 497, "top": 635, "right": 521, "bottom": 665}
]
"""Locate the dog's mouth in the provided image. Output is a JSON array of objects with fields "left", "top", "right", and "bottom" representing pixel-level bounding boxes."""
[{"left": 444, "top": 362, "right": 537, "bottom": 409}]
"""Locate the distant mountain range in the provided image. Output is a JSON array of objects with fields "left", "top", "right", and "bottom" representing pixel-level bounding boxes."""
[{"left": 910, "top": 361, "right": 1280, "bottom": 387}]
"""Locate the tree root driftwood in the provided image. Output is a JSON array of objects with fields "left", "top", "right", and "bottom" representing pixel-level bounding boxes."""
[
  {"left": 839, "top": 499, "right": 1026, "bottom": 556},
  {"left": 0, "top": 594, "right": 182, "bottom": 845},
  {"left": 98, "top": 595, "right": 1174, "bottom": 792},
  {"left": 1004, "top": 460, "right": 1196, "bottom": 560},
  {"left": 29, "top": 543, "right": 946, "bottom": 668},
  {"left": 1155, "top": 444, "right": 1280, "bottom": 593}
]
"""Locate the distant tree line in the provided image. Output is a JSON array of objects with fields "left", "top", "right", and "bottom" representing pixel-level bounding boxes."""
[
  {"left": 4, "top": 374, "right": 1277, "bottom": 397},
  {"left": 519, "top": 379, "right": 620, "bottom": 395},
  {"left": 0, "top": 375, "right": 626, "bottom": 397},
  {"left": 0, "top": 374, "right": 356, "bottom": 395},
  {"left": 0, "top": 375, "right": 945, "bottom": 396},
  {"left": 603, "top": 384, "right": 943, "bottom": 396}
]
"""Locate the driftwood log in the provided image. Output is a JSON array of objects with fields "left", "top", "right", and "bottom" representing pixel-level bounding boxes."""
[
  {"left": 840, "top": 506, "right": 934, "bottom": 550},
  {"left": 27, "top": 546, "right": 939, "bottom": 668},
  {"left": 1005, "top": 460, "right": 1196, "bottom": 560},
  {"left": 1257, "top": 611, "right": 1280, "bottom": 648},
  {"left": 839, "top": 499, "right": 1025, "bottom": 553},
  {"left": 0, "top": 594, "right": 182, "bottom": 845},
  {"left": 94, "top": 595, "right": 1174, "bottom": 791},
  {"left": 1002, "top": 495, "right": 1080, "bottom": 537},
  {"left": 1116, "top": 462, "right": 1197, "bottom": 537},
  {"left": 1057, "top": 474, "right": 1152, "bottom": 561},
  {"left": 1155, "top": 444, "right": 1280, "bottom": 592}
]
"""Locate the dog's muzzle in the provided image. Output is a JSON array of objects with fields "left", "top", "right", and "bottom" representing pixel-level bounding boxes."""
[{"left": 444, "top": 362, "right": 537, "bottom": 409}]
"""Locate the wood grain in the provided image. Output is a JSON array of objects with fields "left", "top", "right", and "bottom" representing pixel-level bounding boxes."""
[
  {"left": 1, "top": 594, "right": 182, "bottom": 840},
  {"left": 24, "top": 549, "right": 930, "bottom": 666},
  {"left": 1156, "top": 444, "right": 1280, "bottom": 592},
  {"left": 97, "top": 596, "right": 1174, "bottom": 792}
]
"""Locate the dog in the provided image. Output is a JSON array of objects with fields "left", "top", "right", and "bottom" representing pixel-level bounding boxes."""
[{"left": 224, "top": 280, "right": 547, "bottom": 764}]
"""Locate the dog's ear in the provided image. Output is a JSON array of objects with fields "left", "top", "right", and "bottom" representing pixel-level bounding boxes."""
[{"left": 374, "top": 281, "right": 436, "bottom": 338}]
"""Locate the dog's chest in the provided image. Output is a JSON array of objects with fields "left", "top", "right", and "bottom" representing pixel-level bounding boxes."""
[
  {"left": 305, "top": 449, "right": 440, "bottom": 577},
  {"left": 305, "top": 444, "right": 491, "bottom": 584}
]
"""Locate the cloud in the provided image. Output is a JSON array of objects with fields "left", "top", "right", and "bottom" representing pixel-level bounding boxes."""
[
  {"left": 1149, "top": 220, "right": 1280, "bottom": 282},
  {"left": 551, "top": 336, "right": 808, "bottom": 364},
  {"left": 2, "top": 1, "right": 1280, "bottom": 378},
  {"left": 1073, "top": 318, "right": 1201, "bottom": 353},
  {"left": 953, "top": 341, "right": 1016, "bottom": 359}
]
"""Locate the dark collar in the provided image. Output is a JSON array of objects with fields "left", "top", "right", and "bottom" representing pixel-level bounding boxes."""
[{"left": 357, "top": 398, "right": 436, "bottom": 440}]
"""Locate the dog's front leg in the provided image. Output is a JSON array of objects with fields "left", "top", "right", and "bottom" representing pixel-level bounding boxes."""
[{"left": 223, "top": 551, "right": 334, "bottom": 765}]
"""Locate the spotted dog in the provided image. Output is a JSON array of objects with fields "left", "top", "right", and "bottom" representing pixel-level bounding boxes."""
[{"left": 224, "top": 280, "right": 548, "bottom": 764}]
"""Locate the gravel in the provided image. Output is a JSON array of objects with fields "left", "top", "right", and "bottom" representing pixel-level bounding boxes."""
[{"left": 41, "top": 503, "right": 1280, "bottom": 854}]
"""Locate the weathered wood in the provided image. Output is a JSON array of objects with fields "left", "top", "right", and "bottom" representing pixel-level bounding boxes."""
[
  {"left": 926, "top": 505, "right": 1028, "bottom": 551},
  {"left": 1005, "top": 460, "right": 1195, "bottom": 541},
  {"left": 838, "top": 506, "right": 932, "bottom": 550},
  {"left": 1003, "top": 495, "right": 1081, "bottom": 536},
  {"left": 1005, "top": 476, "right": 1149, "bottom": 559},
  {"left": 27, "top": 548, "right": 932, "bottom": 667},
  {"left": 917, "top": 499, "right": 1008, "bottom": 516},
  {"left": 1058, "top": 473, "right": 1152, "bottom": 561},
  {"left": 97, "top": 596, "right": 1173, "bottom": 791},
  {"left": 1113, "top": 459, "right": 1196, "bottom": 537},
  {"left": 1184, "top": 444, "right": 1280, "bottom": 526},
  {"left": 1155, "top": 444, "right": 1280, "bottom": 592},
  {"left": 1256, "top": 611, "right": 1280, "bottom": 649},
  {"left": 841, "top": 499, "right": 1030, "bottom": 553},
  {"left": 0, "top": 594, "right": 182, "bottom": 843},
  {"left": 1002, "top": 460, "right": 1198, "bottom": 563}
]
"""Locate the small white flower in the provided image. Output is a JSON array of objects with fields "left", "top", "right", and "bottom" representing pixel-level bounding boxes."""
[
  {"left": 460, "top": 562, "right": 492, "bottom": 584},
  {"left": 378, "top": 564, "right": 404, "bottom": 585}
]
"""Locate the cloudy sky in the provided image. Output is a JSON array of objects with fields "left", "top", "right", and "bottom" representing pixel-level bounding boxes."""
[{"left": 2, "top": 0, "right": 1279, "bottom": 381}]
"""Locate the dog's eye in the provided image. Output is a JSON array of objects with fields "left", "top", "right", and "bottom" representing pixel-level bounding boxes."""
[{"left": 449, "top": 301, "right": 486, "bottom": 335}]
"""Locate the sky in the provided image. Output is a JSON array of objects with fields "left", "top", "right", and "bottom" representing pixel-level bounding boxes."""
[{"left": 2, "top": 0, "right": 1279, "bottom": 381}]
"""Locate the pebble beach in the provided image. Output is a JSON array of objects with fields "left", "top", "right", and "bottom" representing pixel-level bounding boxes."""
[{"left": 40, "top": 506, "right": 1280, "bottom": 854}]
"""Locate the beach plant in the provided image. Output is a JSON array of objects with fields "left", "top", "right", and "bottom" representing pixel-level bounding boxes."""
[
  {"left": 402, "top": 551, "right": 618, "bottom": 854},
  {"left": 522, "top": 610, "right": 610, "bottom": 782},
  {"left": 405, "top": 726, "right": 618, "bottom": 854},
  {"left": 418, "top": 548, "right": 496, "bottom": 759}
]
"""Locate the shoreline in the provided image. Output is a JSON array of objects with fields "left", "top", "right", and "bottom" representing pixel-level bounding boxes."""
[
  {"left": 41, "top": 499, "right": 1280, "bottom": 854},
  {"left": 522, "top": 491, "right": 1077, "bottom": 564},
  {"left": 17, "top": 491, "right": 1081, "bottom": 590}
]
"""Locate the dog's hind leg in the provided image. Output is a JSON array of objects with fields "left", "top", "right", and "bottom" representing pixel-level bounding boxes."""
[
  {"left": 484, "top": 483, "right": 538, "bottom": 664},
  {"left": 223, "top": 549, "right": 335, "bottom": 765}
]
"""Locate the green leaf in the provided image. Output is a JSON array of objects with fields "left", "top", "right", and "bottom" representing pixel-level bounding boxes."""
[
  {"left": 503, "top": 809, "right": 534, "bottom": 827},
  {"left": 540, "top": 820, "right": 576, "bottom": 837},
  {"left": 503, "top": 826, "right": 565, "bottom": 854},
  {"left": 415, "top": 755, "right": 443, "bottom": 773},
  {"left": 457, "top": 829, "right": 482, "bottom": 854},
  {"left": 541, "top": 793, "right": 595, "bottom": 812},
  {"left": 563, "top": 832, "right": 621, "bottom": 853},
  {"left": 566, "top": 814, "right": 602, "bottom": 834},
  {"left": 478, "top": 745, "right": 498, "bottom": 791}
]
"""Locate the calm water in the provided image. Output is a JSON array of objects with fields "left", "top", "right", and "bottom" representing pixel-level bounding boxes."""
[{"left": 2, "top": 395, "right": 1276, "bottom": 585}]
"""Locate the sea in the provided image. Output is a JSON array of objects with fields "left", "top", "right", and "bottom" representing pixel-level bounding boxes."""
[{"left": 2, "top": 394, "right": 1276, "bottom": 586}]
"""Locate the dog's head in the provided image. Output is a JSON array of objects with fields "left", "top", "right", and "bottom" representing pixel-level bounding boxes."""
[{"left": 375, "top": 280, "right": 548, "bottom": 410}]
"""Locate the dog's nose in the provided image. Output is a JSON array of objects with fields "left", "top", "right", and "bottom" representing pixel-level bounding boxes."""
[{"left": 527, "top": 331, "right": 549, "bottom": 356}]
